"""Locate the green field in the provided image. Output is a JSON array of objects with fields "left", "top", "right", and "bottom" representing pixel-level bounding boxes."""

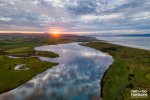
[
  {"left": 81, "top": 41, "right": 150, "bottom": 100},
  {"left": 0, "top": 55, "right": 57, "bottom": 93}
]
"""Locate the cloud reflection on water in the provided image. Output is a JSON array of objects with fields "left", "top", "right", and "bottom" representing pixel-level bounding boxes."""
[{"left": 0, "top": 43, "right": 113, "bottom": 100}]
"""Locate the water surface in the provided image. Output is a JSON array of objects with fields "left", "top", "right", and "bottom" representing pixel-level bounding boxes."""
[
  {"left": 0, "top": 43, "right": 113, "bottom": 100},
  {"left": 95, "top": 36, "right": 150, "bottom": 50}
]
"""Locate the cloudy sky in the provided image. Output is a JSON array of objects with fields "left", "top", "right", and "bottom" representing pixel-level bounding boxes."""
[{"left": 0, "top": 0, "right": 150, "bottom": 34}]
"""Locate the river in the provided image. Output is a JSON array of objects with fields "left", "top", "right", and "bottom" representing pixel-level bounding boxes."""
[{"left": 0, "top": 43, "right": 113, "bottom": 100}]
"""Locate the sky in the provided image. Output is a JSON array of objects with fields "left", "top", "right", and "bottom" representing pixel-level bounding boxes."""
[{"left": 0, "top": 0, "right": 150, "bottom": 35}]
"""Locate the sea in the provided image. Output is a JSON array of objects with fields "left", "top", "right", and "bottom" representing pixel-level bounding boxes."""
[{"left": 92, "top": 34, "right": 150, "bottom": 50}]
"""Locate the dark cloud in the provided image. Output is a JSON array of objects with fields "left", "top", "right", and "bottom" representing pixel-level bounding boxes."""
[{"left": 67, "top": 0, "right": 98, "bottom": 15}]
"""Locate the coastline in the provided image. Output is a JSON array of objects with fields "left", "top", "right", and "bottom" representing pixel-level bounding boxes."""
[
  {"left": 81, "top": 41, "right": 150, "bottom": 100},
  {"left": 95, "top": 39, "right": 150, "bottom": 51},
  {"left": 103, "top": 40, "right": 150, "bottom": 51}
]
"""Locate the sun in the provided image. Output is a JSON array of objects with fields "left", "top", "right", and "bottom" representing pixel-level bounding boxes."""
[
  {"left": 48, "top": 27, "right": 63, "bottom": 38},
  {"left": 54, "top": 31, "right": 58, "bottom": 34},
  {"left": 52, "top": 31, "right": 61, "bottom": 38}
]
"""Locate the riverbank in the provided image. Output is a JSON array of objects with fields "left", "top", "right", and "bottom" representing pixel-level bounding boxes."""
[
  {"left": 0, "top": 39, "right": 60, "bottom": 93},
  {"left": 0, "top": 55, "right": 58, "bottom": 94},
  {"left": 81, "top": 41, "right": 150, "bottom": 100}
]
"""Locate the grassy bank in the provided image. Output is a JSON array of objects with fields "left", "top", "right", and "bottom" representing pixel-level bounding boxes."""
[
  {"left": 81, "top": 41, "right": 150, "bottom": 100},
  {"left": 37, "top": 51, "right": 59, "bottom": 58},
  {"left": 5, "top": 47, "right": 59, "bottom": 58},
  {"left": 0, "top": 55, "right": 57, "bottom": 93}
]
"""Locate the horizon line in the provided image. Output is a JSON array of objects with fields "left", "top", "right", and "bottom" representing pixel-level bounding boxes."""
[{"left": 0, "top": 31, "right": 45, "bottom": 34}]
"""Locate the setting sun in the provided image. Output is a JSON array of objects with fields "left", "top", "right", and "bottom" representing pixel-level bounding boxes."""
[{"left": 48, "top": 27, "right": 65, "bottom": 38}]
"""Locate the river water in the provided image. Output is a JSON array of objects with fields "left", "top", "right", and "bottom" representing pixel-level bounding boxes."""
[{"left": 0, "top": 43, "right": 113, "bottom": 100}]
